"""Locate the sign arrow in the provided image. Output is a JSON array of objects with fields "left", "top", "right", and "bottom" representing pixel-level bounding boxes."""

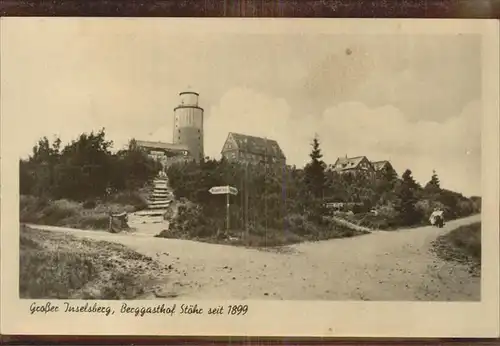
[{"left": 209, "top": 185, "right": 238, "bottom": 195}]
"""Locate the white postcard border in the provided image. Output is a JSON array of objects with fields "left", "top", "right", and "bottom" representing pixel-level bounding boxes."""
[{"left": 1, "top": 18, "right": 499, "bottom": 337}]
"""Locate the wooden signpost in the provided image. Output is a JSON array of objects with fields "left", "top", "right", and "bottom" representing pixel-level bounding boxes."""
[{"left": 209, "top": 185, "right": 238, "bottom": 231}]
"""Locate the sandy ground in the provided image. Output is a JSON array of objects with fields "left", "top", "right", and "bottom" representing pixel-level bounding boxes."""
[{"left": 27, "top": 214, "right": 481, "bottom": 301}]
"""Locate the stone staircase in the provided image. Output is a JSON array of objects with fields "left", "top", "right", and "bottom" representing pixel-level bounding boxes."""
[
  {"left": 148, "top": 175, "right": 173, "bottom": 211},
  {"left": 131, "top": 173, "right": 174, "bottom": 224}
]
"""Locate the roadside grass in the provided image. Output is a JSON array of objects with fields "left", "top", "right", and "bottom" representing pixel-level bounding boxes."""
[
  {"left": 20, "top": 195, "right": 140, "bottom": 230},
  {"left": 226, "top": 227, "right": 370, "bottom": 248},
  {"left": 157, "top": 223, "right": 370, "bottom": 248},
  {"left": 156, "top": 200, "right": 370, "bottom": 248},
  {"left": 19, "top": 225, "right": 171, "bottom": 299},
  {"left": 431, "top": 222, "right": 481, "bottom": 277}
]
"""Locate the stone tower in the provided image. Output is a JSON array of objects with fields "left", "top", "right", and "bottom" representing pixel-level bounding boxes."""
[{"left": 173, "top": 91, "right": 204, "bottom": 162}]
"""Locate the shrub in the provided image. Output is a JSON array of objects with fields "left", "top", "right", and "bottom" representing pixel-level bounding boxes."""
[
  {"left": 108, "top": 191, "right": 148, "bottom": 211},
  {"left": 83, "top": 200, "right": 97, "bottom": 209},
  {"left": 284, "top": 214, "right": 319, "bottom": 236},
  {"left": 415, "top": 199, "right": 446, "bottom": 220},
  {"left": 20, "top": 195, "right": 131, "bottom": 230},
  {"left": 19, "top": 132, "right": 160, "bottom": 203},
  {"left": 158, "top": 200, "right": 221, "bottom": 239}
]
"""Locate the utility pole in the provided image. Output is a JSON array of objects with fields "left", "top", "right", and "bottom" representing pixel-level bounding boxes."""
[{"left": 209, "top": 185, "right": 238, "bottom": 234}]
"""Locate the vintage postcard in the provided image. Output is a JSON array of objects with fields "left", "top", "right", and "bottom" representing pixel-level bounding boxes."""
[{"left": 1, "top": 18, "right": 499, "bottom": 337}]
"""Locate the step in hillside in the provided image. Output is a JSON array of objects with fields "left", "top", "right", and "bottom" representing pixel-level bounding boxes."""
[
  {"left": 146, "top": 174, "right": 174, "bottom": 211},
  {"left": 148, "top": 202, "right": 171, "bottom": 210},
  {"left": 150, "top": 191, "right": 173, "bottom": 198}
]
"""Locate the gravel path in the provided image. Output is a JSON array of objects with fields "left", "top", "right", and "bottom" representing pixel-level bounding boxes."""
[{"left": 27, "top": 214, "right": 481, "bottom": 301}]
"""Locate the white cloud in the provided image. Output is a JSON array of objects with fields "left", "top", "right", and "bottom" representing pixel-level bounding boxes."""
[
  {"left": 204, "top": 87, "right": 295, "bottom": 159},
  {"left": 3, "top": 20, "right": 480, "bottom": 196},
  {"left": 317, "top": 100, "right": 481, "bottom": 195}
]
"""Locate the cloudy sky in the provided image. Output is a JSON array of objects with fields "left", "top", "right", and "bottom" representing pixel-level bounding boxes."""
[{"left": 1, "top": 19, "right": 482, "bottom": 196}]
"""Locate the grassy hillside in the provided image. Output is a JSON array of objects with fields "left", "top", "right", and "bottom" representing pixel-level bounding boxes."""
[
  {"left": 19, "top": 194, "right": 145, "bottom": 231},
  {"left": 431, "top": 222, "right": 481, "bottom": 277},
  {"left": 157, "top": 199, "right": 369, "bottom": 247},
  {"left": 19, "top": 225, "right": 171, "bottom": 299},
  {"left": 158, "top": 157, "right": 480, "bottom": 246},
  {"left": 20, "top": 131, "right": 480, "bottom": 246}
]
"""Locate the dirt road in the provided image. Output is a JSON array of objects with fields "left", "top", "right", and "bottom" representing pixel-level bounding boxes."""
[{"left": 27, "top": 214, "right": 481, "bottom": 301}]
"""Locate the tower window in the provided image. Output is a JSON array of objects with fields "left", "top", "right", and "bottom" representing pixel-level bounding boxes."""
[
  {"left": 198, "top": 129, "right": 200, "bottom": 133},
  {"left": 178, "top": 129, "right": 180, "bottom": 133}
]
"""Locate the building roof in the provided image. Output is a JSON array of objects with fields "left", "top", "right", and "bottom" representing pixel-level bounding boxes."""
[
  {"left": 223, "top": 132, "right": 286, "bottom": 159},
  {"left": 135, "top": 140, "right": 189, "bottom": 152},
  {"left": 333, "top": 156, "right": 367, "bottom": 171},
  {"left": 371, "top": 160, "right": 391, "bottom": 171}
]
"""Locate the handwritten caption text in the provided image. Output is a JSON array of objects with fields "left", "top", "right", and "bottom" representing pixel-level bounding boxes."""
[{"left": 29, "top": 301, "right": 249, "bottom": 317}]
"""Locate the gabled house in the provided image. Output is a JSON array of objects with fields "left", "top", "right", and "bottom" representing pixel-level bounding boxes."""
[
  {"left": 221, "top": 132, "right": 286, "bottom": 167},
  {"left": 333, "top": 156, "right": 375, "bottom": 174},
  {"left": 371, "top": 160, "right": 397, "bottom": 176}
]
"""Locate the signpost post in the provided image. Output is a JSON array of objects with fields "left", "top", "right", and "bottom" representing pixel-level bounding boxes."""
[{"left": 209, "top": 185, "right": 238, "bottom": 232}]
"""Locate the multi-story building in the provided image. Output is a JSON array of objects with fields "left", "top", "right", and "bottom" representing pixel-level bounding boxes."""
[
  {"left": 333, "top": 156, "right": 375, "bottom": 175},
  {"left": 371, "top": 160, "right": 397, "bottom": 176},
  {"left": 332, "top": 156, "right": 397, "bottom": 177},
  {"left": 220, "top": 132, "right": 286, "bottom": 167}
]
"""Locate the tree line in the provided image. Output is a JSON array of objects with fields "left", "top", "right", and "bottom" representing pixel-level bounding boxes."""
[
  {"left": 164, "top": 135, "right": 480, "bottom": 238},
  {"left": 20, "top": 130, "right": 480, "bottom": 236},
  {"left": 20, "top": 129, "right": 161, "bottom": 202}
]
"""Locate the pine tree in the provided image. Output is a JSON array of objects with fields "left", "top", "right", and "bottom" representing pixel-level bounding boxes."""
[
  {"left": 425, "top": 170, "right": 441, "bottom": 192},
  {"left": 303, "top": 134, "right": 327, "bottom": 222},
  {"left": 394, "top": 169, "right": 421, "bottom": 225},
  {"left": 401, "top": 169, "right": 418, "bottom": 188},
  {"left": 304, "top": 134, "right": 326, "bottom": 199},
  {"left": 382, "top": 165, "right": 397, "bottom": 185}
]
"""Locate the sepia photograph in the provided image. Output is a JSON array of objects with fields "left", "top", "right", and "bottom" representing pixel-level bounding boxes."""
[{"left": 1, "top": 18, "right": 499, "bottom": 337}]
